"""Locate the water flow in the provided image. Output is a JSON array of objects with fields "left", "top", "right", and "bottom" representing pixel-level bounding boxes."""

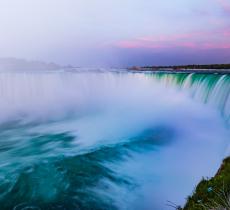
[
  {"left": 147, "top": 72, "right": 230, "bottom": 124},
  {"left": 0, "top": 70, "right": 229, "bottom": 210}
]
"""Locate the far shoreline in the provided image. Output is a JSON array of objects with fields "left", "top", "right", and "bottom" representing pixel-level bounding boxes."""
[{"left": 127, "top": 64, "right": 230, "bottom": 74}]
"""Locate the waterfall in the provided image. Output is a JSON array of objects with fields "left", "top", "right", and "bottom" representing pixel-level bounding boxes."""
[
  {"left": 0, "top": 70, "right": 229, "bottom": 125},
  {"left": 146, "top": 72, "right": 230, "bottom": 124}
]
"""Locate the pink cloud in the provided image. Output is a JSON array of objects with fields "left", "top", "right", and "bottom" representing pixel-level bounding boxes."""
[
  {"left": 179, "top": 42, "right": 197, "bottom": 48},
  {"left": 202, "top": 42, "right": 230, "bottom": 49},
  {"left": 223, "top": 29, "right": 230, "bottom": 36},
  {"left": 113, "top": 28, "right": 230, "bottom": 51},
  {"left": 136, "top": 32, "right": 205, "bottom": 43},
  {"left": 116, "top": 41, "right": 165, "bottom": 49},
  {"left": 116, "top": 41, "right": 141, "bottom": 49}
]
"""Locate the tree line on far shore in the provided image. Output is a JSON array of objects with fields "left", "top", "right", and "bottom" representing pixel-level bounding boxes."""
[{"left": 142, "top": 64, "right": 230, "bottom": 70}]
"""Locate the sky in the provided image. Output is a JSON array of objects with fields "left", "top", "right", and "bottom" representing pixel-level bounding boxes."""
[{"left": 0, "top": 0, "right": 229, "bottom": 67}]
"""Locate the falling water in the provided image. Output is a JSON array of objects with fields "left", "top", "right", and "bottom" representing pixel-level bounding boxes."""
[
  {"left": 147, "top": 72, "right": 230, "bottom": 124},
  {"left": 0, "top": 69, "right": 229, "bottom": 210}
]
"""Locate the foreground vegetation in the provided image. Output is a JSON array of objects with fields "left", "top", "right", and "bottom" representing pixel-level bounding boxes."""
[{"left": 182, "top": 157, "right": 230, "bottom": 210}]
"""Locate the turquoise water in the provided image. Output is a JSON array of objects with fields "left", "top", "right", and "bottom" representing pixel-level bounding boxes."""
[{"left": 0, "top": 70, "right": 229, "bottom": 209}]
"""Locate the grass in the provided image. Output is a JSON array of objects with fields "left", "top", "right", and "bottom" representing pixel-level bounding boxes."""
[{"left": 182, "top": 157, "right": 230, "bottom": 210}]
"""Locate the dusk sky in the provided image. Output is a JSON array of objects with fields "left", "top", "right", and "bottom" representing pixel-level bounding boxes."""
[{"left": 0, "top": 0, "right": 230, "bottom": 67}]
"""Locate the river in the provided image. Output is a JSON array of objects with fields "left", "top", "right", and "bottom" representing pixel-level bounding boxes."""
[{"left": 0, "top": 69, "right": 229, "bottom": 210}]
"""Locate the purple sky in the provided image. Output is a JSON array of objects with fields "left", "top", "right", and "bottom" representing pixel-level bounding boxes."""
[{"left": 0, "top": 0, "right": 229, "bottom": 67}]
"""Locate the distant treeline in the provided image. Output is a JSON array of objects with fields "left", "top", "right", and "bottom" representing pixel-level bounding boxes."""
[{"left": 142, "top": 64, "right": 230, "bottom": 70}]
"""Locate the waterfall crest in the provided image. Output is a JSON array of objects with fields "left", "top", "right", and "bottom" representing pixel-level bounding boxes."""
[
  {"left": 0, "top": 70, "right": 229, "bottom": 124},
  {"left": 146, "top": 72, "right": 230, "bottom": 124}
]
